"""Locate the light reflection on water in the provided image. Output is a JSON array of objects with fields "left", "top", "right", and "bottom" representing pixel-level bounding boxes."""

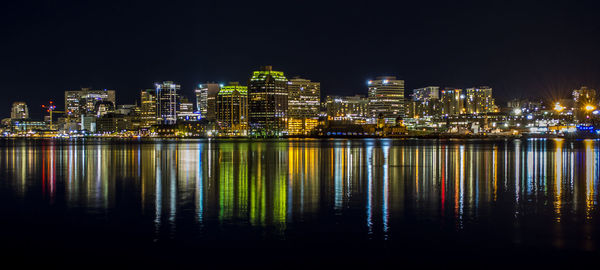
[{"left": 0, "top": 138, "right": 599, "bottom": 250}]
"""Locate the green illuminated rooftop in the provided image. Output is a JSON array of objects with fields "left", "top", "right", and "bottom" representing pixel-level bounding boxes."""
[
  {"left": 218, "top": 85, "right": 248, "bottom": 96},
  {"left": 250, "top": 70, "right": 288, "bottom": 82}
]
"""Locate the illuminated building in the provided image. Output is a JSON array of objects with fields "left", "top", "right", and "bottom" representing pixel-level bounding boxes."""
[
  {"left": 195, "top": 82, "right": 221, "bottom": 120},
  {"left": 64, "top": 88, "right": 116, "bottom": 118},
  {"left": 248, "top": 66, "right": 288, "bottom": 136},
  {"left": 325, "top": 95, "right": 369, "bottom": 122},
  {"left": 440, "top": 88, "right": 464, "bottom": 116},
  {"left": 367, "top": 76, "right": 405, "bottom": 123},
  {"left": 155, "top": 81, "right": 179, "bottom": 125},
  {"left": 177, "top": 96, "right": 199, "bottom": 121},
  {"left": 10, "top": 102, "right": 29, "bottom": 119},
  {"left": 411, "top": 86, "right": 440, "bottom": 118},
  {"left": 216, "top": 82, "right": 248, "bottom": 135},
  {"left": 140, "top": 89, "right": 157, "bottom": 128},
  {"left": 287, "top": 77, "right": 320, "bottom": 135},
  {"left": 465, "top": 86, "right": 497, "bottom": 114}
]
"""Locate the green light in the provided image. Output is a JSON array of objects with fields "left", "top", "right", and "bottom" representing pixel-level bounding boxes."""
[
  {"left": 218, "top": 85, "right": 248, "bottom": 96},
  {"left": 250, "top": 70, "right": 288, "bottom": 82}
]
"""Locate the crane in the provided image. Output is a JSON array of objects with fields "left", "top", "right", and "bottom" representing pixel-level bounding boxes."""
[{"left": 42, "top": 101, "right": 66, "bottom": 130}]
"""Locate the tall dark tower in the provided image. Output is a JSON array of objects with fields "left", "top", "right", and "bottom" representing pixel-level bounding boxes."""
[{"left": 248, "top": 66, "right": 289, "bottom": 136}]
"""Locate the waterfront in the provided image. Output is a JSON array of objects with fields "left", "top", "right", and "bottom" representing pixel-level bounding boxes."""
[{"left": 0, "top": 138, "right": 599, "bottom": 267}]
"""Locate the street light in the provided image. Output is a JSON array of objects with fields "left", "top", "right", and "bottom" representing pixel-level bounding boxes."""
[
  {"left": 584, "top": 104, "right": 596, "bottom": 112},
  {"left": 554, "top": 102, "right": 565, "bottom": 113}
]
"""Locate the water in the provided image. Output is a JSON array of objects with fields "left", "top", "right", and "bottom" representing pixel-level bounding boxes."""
[{"left": 0, "top": 138, "right": 598, "bottom": 267}]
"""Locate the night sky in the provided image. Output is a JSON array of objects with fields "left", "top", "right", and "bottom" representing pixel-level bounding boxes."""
[{"left": 1, "top": 0, "right": 599, "bottom": 119}]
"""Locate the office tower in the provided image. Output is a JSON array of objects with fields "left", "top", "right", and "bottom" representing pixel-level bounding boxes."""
[
  {"left": 10, "top": 102, "right": 29, "bottom": 119},
  {"left": 412, "top": 86, "right": 440, "bottom": 118},
  {"left": 195, "top": 82, "right": 221, "bottom": 120},
  {"left": 248, "top": 66, "right": 288, "bottom": 136},
  {"left": 572, "top": 86, "right": 597, "bottom": 121},
  {"left": 465, "top": 86, "right": 496, "bottom": 114},
  {"left": 155, "top": 81, "right": 180, "bottom": 125},
  {"left": 440, "top": 88, "right": 464, "bottom": 116},
  {"left": 287, "top": 77, "right": 321, "bottom": 135},
  {"left": 367, "top": 76, "right": 405, "bottom": 123},
  {"left": 216, "top": 82, "right": 248, "bottom": 135},
  {"left": 325, "top": 95, "right": 369, "bottom": 122},
  {"left": 140, "top": 89, "right": 157, "bottom": 128},
  {"left": 64, "top": 88, "right": 116, "bottom": 118}
]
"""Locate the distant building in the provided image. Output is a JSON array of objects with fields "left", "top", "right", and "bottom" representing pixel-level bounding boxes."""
[
  {"left": 177, "top": 96, "right": 197, "bottom": 121},
  {"left": 140, "top": 89, "right": 157, "bottom": 128},
  {"left": 411, "top": 86, "right": 440, "bottom": 118},
  {"left": 64, "top": 88, "right": 116, "bottom": 118},
  {"left": 325, "top": 95, "right": 369, "bottom": 122},
  {"left": 367, "top": 76, "right": 405, "bottom": 123},
  {"left": 287, "top": 77, "right": 321, "bottom": 135},
  {"left": 195, "top": 82, "right": 221, "bottom": 120},
  {"left": 10, "top": 102, "right": 29, "bottom": 119},
  {"left": 248, "top": 66, "right": 288, "bottom": 136},
  {"left": 465, "top": 86, "right": 496, "bottom": 114},
  {"left": 440, "top": 88, "right": 464, "bottom": 116},
  {"left": 216, "top": 82, "right": 248, "bottom": 135},
  {"left": 155, "top": 81, "right": 179, "bottom": 125}
]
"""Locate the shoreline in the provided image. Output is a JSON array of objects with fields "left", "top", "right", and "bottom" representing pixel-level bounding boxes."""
[{"left": 1, "top": 134, "right": 597, "bottom": 140}]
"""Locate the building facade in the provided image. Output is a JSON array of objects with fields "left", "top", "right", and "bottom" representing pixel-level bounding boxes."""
[
  {"left": 140, "top": 89, "right": 157, "bottom": 128},
  {"left": 248, "top": 66, "right": 288, "bottom": 136},
  {"left": 411, "top": 86, "right": 440, "bottom": 118},
  {"left": 64, "top": 88, "right": 116, "bottom": 118},
  {"left": 465, "top": 86, "right": 496, "bottom": 114},
  {"left": 195, "top": 82, "right": 221, "bottom": 121},
  {"left": 155, "top": 81, "right": 179, "bottom": 125},
  {"left": 216, "top": 83, "right": 248, "bottom": 135},
  {"left": 440, "top": 88, "right": 464, "bottom": 116},
  {"left": 11, "top": 102, "right": 29, "bottom": 119},
  {"left": 367, "top": 76, "right": 405, "bottom": 123},
  {"left": 325, "top": 95, "right": 369, "bottom": 122},
  {"left": 287, "top": 77, "right": 321, "bottom": 135}
]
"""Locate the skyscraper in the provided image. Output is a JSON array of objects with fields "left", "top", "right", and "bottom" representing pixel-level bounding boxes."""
[
  {"left": 140, "top": 89, "right": 157, "bottom": 128},
  {"left": 216, "top": 82, "right": 248, "bottom": 135},
  {"left": 155, "top": 81, "right": 179, "bottom": 125},
  {"left": 248, "top": 66, "right": 288, "bottom": 136},
  {"left": 287, "top": 77, "right": 321, "bottom": 135},
  {"left": 367, "top": 76, "right": 405, "bottom": 123},
  {"left": 195, "top": 82, "right": 221, "bottom": 120},
  {"left": 465, "top": 86, "right": 496, "bottom": 114},
  {"left": 10, "top": 102, "right": 29, "bottom": 119},
  {"left": 64, "top": 88, "right": 116, "bottom": 118},
  {"left": 440, "top": 88, "right": 464, "bottom": 116}
]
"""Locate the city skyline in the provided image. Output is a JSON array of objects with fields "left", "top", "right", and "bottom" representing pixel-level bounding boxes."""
[{"left": 2, "top": 0, "right": 600, "bottom": 120}]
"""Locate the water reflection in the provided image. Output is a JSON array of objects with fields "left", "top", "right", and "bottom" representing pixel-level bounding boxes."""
[{"left": 0, "top": 138, "right": 599, "bottom": 249}]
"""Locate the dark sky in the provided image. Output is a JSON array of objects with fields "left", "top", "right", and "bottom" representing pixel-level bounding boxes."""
[{"left": 1, "top": 0, "right": 599, "bottom": 119}]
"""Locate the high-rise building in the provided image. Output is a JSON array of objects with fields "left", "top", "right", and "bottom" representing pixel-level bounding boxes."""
[
  {"left": 195, "top": 82, "right": 221, "bottom": 120},
  {"left": 325, "top": 95, "right": 369, "bottom": 122},
  {"left": 440, "top": 88, "right": 464, "bottom": 116},
  {"left": 155, "top": 81, "right": 179, "bottom": 125},
  {"left": 64, "top": 88, "right": 116, "bottom": 118},
  {"left": 287, "top": 77, "right": 321, "bottom": 135},
  {"left": 216, "top": 82, "right": 248, "bottom": 135},
  {"left": 412, "top": 86, "right": 440, "bottom": 118},
  {"left": 248, "top": 66, "right": 288, "bottom": 136},
  {"left": 10, "top": 102, "right": 29, "bottom": 119},
  {"left": 140, "top": 89, "right": 157, "bottom": 128},
  {"left": 367, "top": 76, "right": 405, "bottom": 123},
  {"left": 465, "top": 86, "right": 496, "bottom": 114}
]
